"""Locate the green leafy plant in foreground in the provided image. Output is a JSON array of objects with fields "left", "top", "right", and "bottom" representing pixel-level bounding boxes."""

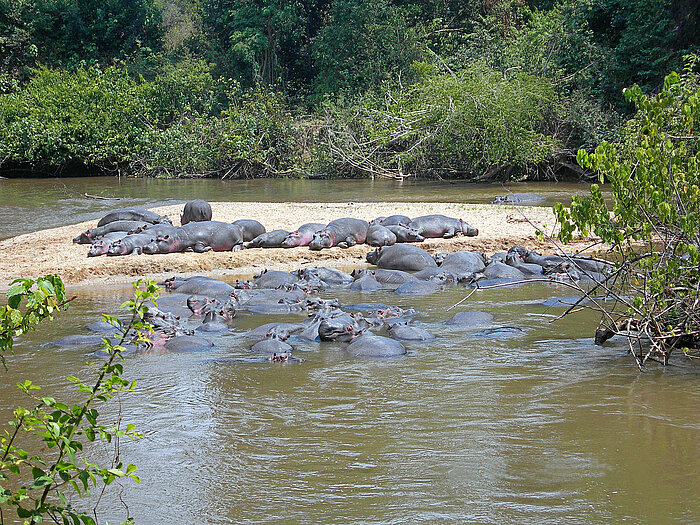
[
  {"left": 554, "top": 58, "right": 700, "bottom": 368},
  {"left": 1, "top": 277, "right": 160, "bottom": 524}
]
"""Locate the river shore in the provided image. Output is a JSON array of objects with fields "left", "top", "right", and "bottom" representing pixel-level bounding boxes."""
[{"left": 0, "top": 201, "right": 592, "bottom": 290}]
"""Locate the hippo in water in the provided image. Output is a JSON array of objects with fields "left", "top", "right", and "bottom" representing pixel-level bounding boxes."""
[
  {"left": 408, "top": 215, "right": 478, "bottom": 238},
  {"left": 366, "top": 244, "right": 437, "bottom": 272},
  {"left": 245, "top": 229, "right": 289, "bottom": 248},
  {"left": 366, "top": 223, "right": 397, "bottom": 247},
  {"left": 180, "top": 200, "right": 212, "bottom": 225},
  {"left": 308, "top": 218, "right": 369, "bottom": 250},
  {"left": 73, "top": 220, "right": 149, "bottom": 244},
  {"left": 491, "top": 193, "right": 547, "bottom": 205},
  {"left": 280, "top": 223, "right": 326, "bottom": 248},
  {"left": 232, "top": 219, "right": 266, "bottom": 241},
  {"left": 346, "top": 333, "right": 406, "bottom": 358},
  {"left": 97, "top": 208, "right": 171, "bottom": 227}
]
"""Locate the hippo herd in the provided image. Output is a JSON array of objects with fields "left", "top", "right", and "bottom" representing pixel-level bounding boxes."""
[
  {"left": 72, "top": 201, "right": 479, "bottom": 256},
  {"left": 52, "top": 239, "right": 613, "bottom": 361}
]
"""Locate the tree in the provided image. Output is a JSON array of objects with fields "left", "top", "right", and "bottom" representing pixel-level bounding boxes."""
[
  {"left": 554, "top": 59, "right": 700, "bottom": 367},
  {"left": 1, "top": 277, "right": 158, "bottom": 523}
]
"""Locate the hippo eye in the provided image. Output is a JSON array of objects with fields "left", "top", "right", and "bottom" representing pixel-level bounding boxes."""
[{"left": 344, "top": 325, "right": 353, "bottom": 332}]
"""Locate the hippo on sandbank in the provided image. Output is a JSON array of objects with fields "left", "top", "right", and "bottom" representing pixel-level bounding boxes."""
[
  {"left": 408, "top": 214, "right": 478, "bottom": 238},
  {"left": 308, "top": 218, "right": 369, "bottom": 250},
  {"left": 97, "top": 208, "right": 171, "bottom": 227},
  {"left": 180, "top": 200, "right": 212, "bottom": 225},
  {"left": 107, "top": 232, "right": 159, "bottom": 256},
  {"left": 384, "top": 224, "right": 425, "bottom": 243},
  {"left": 73, "top": 220, "right": 149, "bottom": 244},
  {"left": 366, "top": 223, "right": 397, "bottom": 247},
  {"left": 281, "top": 223, "right": 326, "bottom": 248},
  {"left": 245, "top": 229, "right": 289, "bottom": 248},
  {"left": 143, "top": 221, "right": 243, "bottom": 253},
  {"left": 232, "top": 219, "right": 266, "bottom": 241}
]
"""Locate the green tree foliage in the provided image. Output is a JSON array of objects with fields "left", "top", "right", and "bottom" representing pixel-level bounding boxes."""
[
  {"left": 319, "top": 64, "right": 557, "bottom": 179},
  {"left": 0, "top": 0, "right": 37, "bottom": 93},
  {"left": 0, "top": 278, "right": 159, "bottom": 523},
  {"left": 311, "top": 0, "right": 424, "bottom": 97},
  {"left": 554, "top": 61, "right": 700, "bottom": 366}
]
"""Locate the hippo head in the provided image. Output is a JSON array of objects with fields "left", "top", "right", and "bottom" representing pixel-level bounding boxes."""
[
  {"left": 142, "top": 234, "right": 178, "bottom": 254},
  {"left": 107, "top": 239, "right": 129, "bottom": 256},
  {"left": 366, "top": 247, "right": 383, "bottom": 265},
  {"left": 369, "top": 217, "right": 386, "bottom": 226},
  {"left": 397, "top": 225, "right": 424, "bottom": 242},
  {"left": 459, "top": 220, "right": 478, "bottom": 237},
  {"left": 73, "top": 229, "right": 96, "bottom": 244},
  {"left": 88, "top": 240, "right": 109, "bottom": 257},
  {"left": 280, "top": 231, "right": 303, "bottom": 248},
  {"left": 308, "top": 230, "right": 331, "bottom": 251},
  {"left": 434, "top": 252, "right": 449, "bottom": 265}
]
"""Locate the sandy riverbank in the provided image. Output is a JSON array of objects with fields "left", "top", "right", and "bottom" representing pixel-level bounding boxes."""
[{"left": 0, "top": 201, "right": 585, "bottom": 290}]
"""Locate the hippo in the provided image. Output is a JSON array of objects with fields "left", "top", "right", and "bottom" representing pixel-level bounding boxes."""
[
  {"left": 394, "top": 281, "right": 442, "bottom": 295},
  {"left": 107, "top": 232, "right": 159, "bottom": 256},
  {"left": 281, "top": 223, "right": 326, "bottom": 248},
  {"left": 232, "top": 219, "right": 266, "bottom": 241},
  {"left": 243, "top": 322, "right": 305, "bottom": 341},
  {"left": 97, "top": 208, "right": 171, "bottom": 227},
  {"left": 379, "top": 215, "right": 412, "bottom": 226},
  {"left": 346, "top": 333, "right": 406, "bottom": 358},
  {"left": 143, "top": 221, "right": 243, "bottom": 253},
  {"left": 350, "top": 275, "right": 384, "bottom": 291},
  {"left": 384, "top": 224, "right": 425, "bottom": 243},
  {"left": 253, "top": 270, "right": 298, "bottom": 289},
  {"left": 251, "top": 338, "right": 293, "bottom": 355},
  {"left": 87, "top": 232, "right": 128, "bottom": 257},
  {"left": 180, "top": 200, "right": 212, "bottom": 225},
  {"left": 352, "top": 268, "right": 418, "bottom": 286},
  {"left": 411, "top": 268, "right": 457, "bottom": 284},
  {"left": 481, "top": 262, "right": 527, "bottom": 280},
  {"left": 132, "top": 223, "right": 179, "bottom": 237},
  {"left": 491, "top": 193, "right": 547, "bottom": 205},
  {"left": 445, "top": 311, "right": 494, "bottom": 327},
  {"left": 46, "top": 334, "right": 110, "bottom": 347},
  {"left": 366, "top": 244, "right": 437, "bottom": 272},
  {"left": 505, "top": 252, "right": 543, "bottom": 276},
  {"left": 295, "top": 267, "right": 354, "bottom": 286},
  {"left": 165, "top": 276, "right": 235, "bottom": 297},
  {"left": 408, "top": 215, "right": 478, "bottom": 238},
  {"left": 438, "top": 251, "right": 486, "bottom": 275},
  {"left": 387, "top": 322, "right": 436, "bottom": 342},
  {"left": 73, "top": 220, "right": 149, "bottom": 244},
  {"left": 318, "top": 311, "right": 365, "bottom": 342},
  {"left": 164, "top": 335, "right": 215, "bottom": 352},
  {"left": 245, "top": 229, "right": 289, "bottom": 248},
  {"left": 366, "top": 223, "right": 397, "bottom": 247},
  {"left": 195, "top": 310, "right": 230, "bottom": 333},
  {"left": 308, "top": 218, "right": 369, "bottom": 250}
]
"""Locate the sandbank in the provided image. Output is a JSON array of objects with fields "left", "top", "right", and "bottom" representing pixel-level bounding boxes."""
[{"left": 0, "top": 201, "right": 585, "bottom": 290}]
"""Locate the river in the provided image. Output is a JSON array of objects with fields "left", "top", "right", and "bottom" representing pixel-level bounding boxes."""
[{"left": 1, "top": 177, "right": 698, "bottom": 524}]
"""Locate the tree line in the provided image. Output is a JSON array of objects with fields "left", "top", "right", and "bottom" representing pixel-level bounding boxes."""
[{"left": 0, "top": 0, "right": 697, "bottom": 178}]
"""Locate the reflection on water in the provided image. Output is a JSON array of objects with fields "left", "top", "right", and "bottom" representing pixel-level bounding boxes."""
[
  {"left": 0, "top": 176, "right": 599, "bottom": 240},
  {"left": 1, "top": 280, "right": 699, "bottom": 523}
]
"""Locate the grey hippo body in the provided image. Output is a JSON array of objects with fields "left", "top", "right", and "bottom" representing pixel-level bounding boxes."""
[
  {"left": 366, "top": 223, "right": 397, "bottom": 247},
  {"left": 180, "top": 200, "right": 212, "bottom": 225},
  {"left": 346, "top": 333, "right": 406, "bottom": 358},
  {"left": 143, "top": 221, "right": 243, "bottom": 253},
  {"left": 281, "top": 223, "right": 326, "bottom": 248},
  {"left": 309, "top": 218, "right": 369, "bottom": 250},
  {"left": 367, "top": 244, "right": 437, "bottom": 272},
  {"left": 97, "top": 208, "right": 171, "bottom": 227},
  {"left": 73, "top": 220, "right": 149, "bottom": 244},
  {"left": 245, "top": 229, "right": 289, "bottom": 248},
  {"left": 232, "top": 219, "right": 266, "bottom": 241},
  {"left": 408, "top": 214, "right": 478, "bottom": 238}
]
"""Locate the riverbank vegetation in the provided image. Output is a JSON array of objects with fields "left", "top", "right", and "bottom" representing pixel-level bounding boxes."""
[
  {"left": 0, "top": 0, "right": 697, "bottom": 179},
  {"left": 555, "top": 64, "right": 700, "bottom": 368},
  {"left": 1, "top": 277, "right": 156, "bottom": 523}
]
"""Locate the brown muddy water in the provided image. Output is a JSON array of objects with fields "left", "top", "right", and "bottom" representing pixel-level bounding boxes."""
[
  {"left": 0, "top": 176, "right": 597, "bottom": 240},
  {"left": 2, "top": 278, "right": 700, "bottom": 524},
  {"left": 1, "top": 178, "right": 699, "bottom": 524}
]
